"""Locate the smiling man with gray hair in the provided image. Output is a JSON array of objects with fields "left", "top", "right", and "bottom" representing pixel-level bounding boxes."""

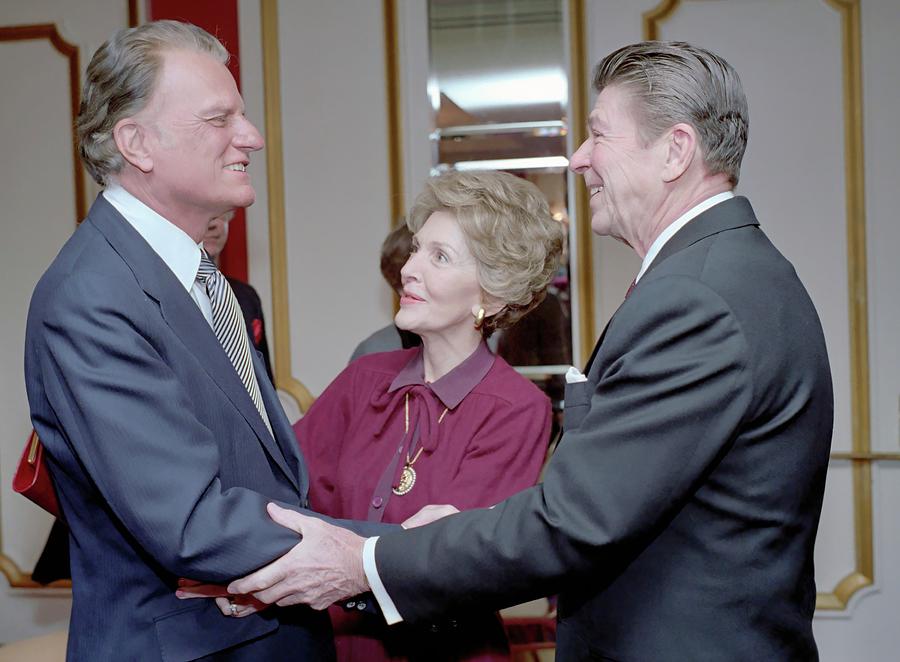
[{"left": 25, "top": 20, "right": 375, "bottom": 661}]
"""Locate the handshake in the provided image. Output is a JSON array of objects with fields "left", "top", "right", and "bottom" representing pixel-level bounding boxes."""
[{"left": 176, "top": 502, "right": 459, "bottom": 617}]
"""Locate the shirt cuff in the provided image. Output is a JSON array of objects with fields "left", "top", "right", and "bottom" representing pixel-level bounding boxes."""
[{"left": 363, "top": 536, "right": 404, "bottom": 625}]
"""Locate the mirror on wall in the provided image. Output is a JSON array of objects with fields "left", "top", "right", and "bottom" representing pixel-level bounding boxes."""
[{"left": 427, "top": 0, "right": 573, "bottom": 424}]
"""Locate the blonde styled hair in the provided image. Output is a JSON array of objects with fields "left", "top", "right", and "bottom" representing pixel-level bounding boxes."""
[
  {"left": 76, "top": 20, "right": 229, "bottom": 186},
  {"left": 407, "top": 170, "right": 565, "bottom": 336}
]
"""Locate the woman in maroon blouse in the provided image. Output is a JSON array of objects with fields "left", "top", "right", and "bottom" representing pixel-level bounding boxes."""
[{"left": 296, "top": 170, "right": 565, "bottom": 662}]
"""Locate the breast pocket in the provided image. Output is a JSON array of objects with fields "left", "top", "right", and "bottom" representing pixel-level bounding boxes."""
[{"left": 562, "top": 380, "right": 593, "bottom": 431}]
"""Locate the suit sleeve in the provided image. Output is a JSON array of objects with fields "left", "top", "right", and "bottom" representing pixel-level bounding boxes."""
[
  {"left": 374, "top": 275, "right": 754, "bottom": 620},
  {"left": 36, "top": 272, "right": 308, "bottom": 582}
]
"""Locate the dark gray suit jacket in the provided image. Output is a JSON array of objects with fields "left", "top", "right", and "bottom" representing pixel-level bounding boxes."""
[
  {"left": 24, "top": 196, "right": 378, "bottom": 661},
  {"left": 374, "top": 197, "right": 833, "bottom": 661}
]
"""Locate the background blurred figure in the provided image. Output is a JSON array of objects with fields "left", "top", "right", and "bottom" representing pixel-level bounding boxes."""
[
  {"left": 204, "top": 209, "right": 274, "bottom": 383},
  {"left": 349, "top": 223, "right": 422, "bottom": 363}
]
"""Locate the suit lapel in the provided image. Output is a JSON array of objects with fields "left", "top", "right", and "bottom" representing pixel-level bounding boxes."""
[
  {"left": 86, "top": 196, "right": 299, "bottom": 491},
  {"left": 583, "top": 197, "right": 760, "bottom": 376},
  {"left": 583, "top": 318, "right": 611, "bottom": 375},
  {"left": 643, "top": 196, "right": 759, "bottom": 279}
]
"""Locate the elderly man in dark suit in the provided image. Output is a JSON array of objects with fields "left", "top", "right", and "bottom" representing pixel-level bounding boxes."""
[
  {"left": 24, "top": 20, "right": 383, "bottom": 661},
  {"left": 220, "top": 41, "right": 834, "bottom": 661}
]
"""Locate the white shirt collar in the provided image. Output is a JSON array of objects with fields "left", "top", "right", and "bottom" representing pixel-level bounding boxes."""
[
  {"left": 103, "top": 184, "right": 202, "bottom": 293},
  {"left": 635, "top": 191, "right": 734, "bottom": 283}
]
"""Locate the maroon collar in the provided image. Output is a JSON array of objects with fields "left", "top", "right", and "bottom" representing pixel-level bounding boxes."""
[{"left": 388, "top": 341, "right": 495, "bottom": 410}]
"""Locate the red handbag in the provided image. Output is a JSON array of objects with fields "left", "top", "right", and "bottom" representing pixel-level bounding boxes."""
[{"left": 12, "top": 430, "right": 61, "bottom": 518}]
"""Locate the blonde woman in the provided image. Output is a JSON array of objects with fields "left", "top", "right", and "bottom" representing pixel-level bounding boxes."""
[{"left": 297, "top": 170, "right": 565, "bottom": 661}]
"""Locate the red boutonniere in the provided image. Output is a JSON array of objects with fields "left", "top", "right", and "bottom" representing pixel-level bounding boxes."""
[{"left": 251, "top": 318, "right": 263, "bottom": 345}]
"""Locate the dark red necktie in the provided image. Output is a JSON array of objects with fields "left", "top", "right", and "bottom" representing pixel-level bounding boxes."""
[{"left": 625, "top": 278, "right": 637, "bottom": 299}]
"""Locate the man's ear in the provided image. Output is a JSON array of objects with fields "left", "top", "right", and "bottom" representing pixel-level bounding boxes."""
[
  {"left": 113, "top": 118, "right": 153, "bottom": 173},
  {"left": 661, "top": 123, "right": 697, "bottom": 183}
]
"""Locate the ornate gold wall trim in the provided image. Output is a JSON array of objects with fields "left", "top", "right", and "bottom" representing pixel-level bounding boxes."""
[
  {"left": 643, "top": 0, "right": 679, "bottom": 41},
  {"left": 383, "top": 0, "right": 404, "bottom": 229},
  {"left": 383, "top": 0, "right": 403, "bottom": 313},
  {"left": 831, "top": 452, "right": 900, "bottom": 462},
  {"left": 259, "top": 0, "right": 314, "bottom": 412},
  {"left": 0, "top": 24, "right": 84, "bottom": 223},
  {"left": 0, "top": 22, "right": 82, "bottom": 590},
  {"left": 644, "top": 0, "right": 871, "bottom": 611},
  {"left": 0, "top": 546, "right": 70, "bottom": 589},
  {"left": 569, "top": 0, "right": 595, "bottom": 364},
  {"left": 822, "top": 0, "right": 874, "bottom": 606}
]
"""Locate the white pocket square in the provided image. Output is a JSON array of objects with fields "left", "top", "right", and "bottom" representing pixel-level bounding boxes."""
[{"left": 565, "top": 366, "right": 588, "bottom": 383}]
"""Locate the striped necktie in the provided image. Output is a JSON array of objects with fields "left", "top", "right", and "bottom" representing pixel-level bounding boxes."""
[{"left": 196, "top": 251, "right": 273, "bottom": 436}]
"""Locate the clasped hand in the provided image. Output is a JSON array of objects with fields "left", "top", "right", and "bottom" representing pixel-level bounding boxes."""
[{"left": 176, "top": 501, "right": 458, "bottom": 617}]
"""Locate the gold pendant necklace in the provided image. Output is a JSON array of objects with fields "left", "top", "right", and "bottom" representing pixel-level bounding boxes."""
[{"left": 392, "top": 393, "right": 448, "bottom": 496}]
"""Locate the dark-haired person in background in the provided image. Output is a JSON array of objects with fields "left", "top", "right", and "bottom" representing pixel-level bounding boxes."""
[{"left": 349, "top": 224, "right": 422, "bottom": 363}]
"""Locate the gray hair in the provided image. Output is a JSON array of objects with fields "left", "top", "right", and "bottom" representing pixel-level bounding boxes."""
[
  {"left": 593, "top": 41, "right": 749, "bottom": 185},
  {"left": 76, "top": 20, "right": 229, "bottom": 186},
  {"left": 408, "top": 170, "right": 565, "bottom": 337}
]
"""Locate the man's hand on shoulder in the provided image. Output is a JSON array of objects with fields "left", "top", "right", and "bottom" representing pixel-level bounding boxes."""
[{"left": 227, "top": 503, "right": 368, "bottom": 610}]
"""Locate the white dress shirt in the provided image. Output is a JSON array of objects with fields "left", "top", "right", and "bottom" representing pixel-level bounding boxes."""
[
  {"left": 362, "top": 190, "right": 737, "bottom": 625},
  {"left": 103, "top": 184, "right": 214, "bottom": 327},
  {"left": 635, "top": 191, "right": 734, "bottom": 283}
]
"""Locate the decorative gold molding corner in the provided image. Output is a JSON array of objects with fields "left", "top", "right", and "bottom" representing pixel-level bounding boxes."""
[
  {"left": 0, "top": 552, "right": 71, "bottom": 589},
  {"left": 818, "top": 0, "right": 872, "bottom": 611},
  {"left": 643, "top": 0, "right": 872, "bottom": 612},
  {"left": 643, "top": 0, "right": 680, "bottom": 41},
  {"left": 0, "top": 22, "right": 83, "bottom": 589},
  {"left": 568, "top": 0, "right": 595, "bottom": 364},
  {"left": 0, "top": 24, "right": 84, "bottom": 223},
  {"left": 259, "top": 0, "right": 314, "bottom": 413}
]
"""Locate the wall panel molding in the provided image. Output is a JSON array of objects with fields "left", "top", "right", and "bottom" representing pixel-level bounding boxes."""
[
  {"left": 259, "top": 0, "right": 314, "bottom": 412},
  {"left": 0, "top": 24, "right": 83, "bottom": 223},
  {"left": 383, "top": 0, "right": 404, "bottom": 230},
  {"left": 0, "top": 22, "right": 82, "bottom": 589},
  {"left": 568, "top": 0, "right": 595, "bottom": 363}
]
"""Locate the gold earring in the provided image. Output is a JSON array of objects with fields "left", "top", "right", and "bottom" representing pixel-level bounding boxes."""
[{"left": 474, "top": 307, "right": 486, "bottom": 329}]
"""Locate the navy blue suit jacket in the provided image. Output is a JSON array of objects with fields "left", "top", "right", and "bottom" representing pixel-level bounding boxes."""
[{"left": 25, "top": 196, "right": 363, "bottom": 661}]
